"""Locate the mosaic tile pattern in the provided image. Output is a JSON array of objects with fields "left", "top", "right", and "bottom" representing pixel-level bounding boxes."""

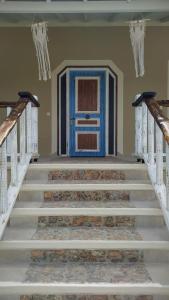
[
  {"left": 21, "top": 296, "right": 154, "bottom": 300},
  {"left": 37, "top": 216, "right": 136, "bottom": 228},
  {"left": 44, "top": 191, "right": 130, "bottom": 203},
  {"left": 24, "top": 262, "right": 152, "bottom": 284},
  {"left": 21, "top": 295, "right": 153, "bottom": 300},
  {"left": 31, "top": 249, "right": 144, "bottom": 263},
  {"left": 32, "top": 227, "right": 141, "bottom": 240},
  {"left": 48, "top": 170, "right": 126, "bottom": 181},
  {"left": 42, "top": 200, "right": 132, "bottom": 208}
]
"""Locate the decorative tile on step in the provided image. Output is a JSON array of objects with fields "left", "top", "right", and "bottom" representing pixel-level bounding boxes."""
[
  {"left": 44, "top": 191, "right": 130, "bottom": 203},
  {"left": 24, "top": 262, "right": 152, "bottom": 284},
  {"left": 42, "top": 200, "right": 132, "bottom": 208},
  {"left": 32, "top": 227, "right": 141, "bottom": 240},
  {"left": 31, "top": 249, "right": 144, "bottom": 263},
  {"left": 37, "top": 216, "right": 136, "bottom": 227},
  {"left": 20, "top": 295, "right": 153, "bottom": 300},
  {"left": 48, "top": 170, "right": 126, "bottom": 181}
]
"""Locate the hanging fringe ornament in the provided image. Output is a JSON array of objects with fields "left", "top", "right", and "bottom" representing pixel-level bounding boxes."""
[
  {"left": 31, "top": 22, "right": 51, "bottom": 81},
  {"left": 129, "top": 20, "right": 146, "bottom": 78}
]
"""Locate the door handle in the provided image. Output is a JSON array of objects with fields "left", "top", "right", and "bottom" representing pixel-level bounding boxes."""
[
  {"left": 85, "top": 114, "right": 90, "bottom": 119},
  {"left": 70, "top": 117, "right": 75, "bottom": 125}
]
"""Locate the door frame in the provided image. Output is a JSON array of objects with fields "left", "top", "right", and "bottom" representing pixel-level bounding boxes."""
[
  {"left": 69, "top": 70, "right": 106, "bottom": 157},
  {"left": 51, "top": 60, "right": 124, "bottom": 155}
]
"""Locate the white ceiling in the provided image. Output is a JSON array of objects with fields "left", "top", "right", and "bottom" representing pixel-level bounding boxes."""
[{"left": 0, "top": 0, "right": 169, "bottom": 26}]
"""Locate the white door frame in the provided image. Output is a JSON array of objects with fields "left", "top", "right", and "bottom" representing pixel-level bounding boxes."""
[{"left": 51, "top": 60, "right": 124, "bottom": 155}]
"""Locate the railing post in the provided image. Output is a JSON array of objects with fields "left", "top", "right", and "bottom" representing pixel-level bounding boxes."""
[
  {"left": 11, "top": 124, "right": 18, "bottom": 186},
  {"left": 0, "top": 141, "right": 8, "bottom": 213},
  {"left": 20, "top": 110, "right": 26, "bottom": 164},
  {"left": 135, "top": 106, "right": 142, "bottom": 156},
  {"left": 6, "top": 107, "right": 11, "bottom": 157},
  {"left": 142, "top": 102, "right": 148, "bottom": 156},
  {"left": 148, "top": 110, "right": 154, "bottom": 165},
  {"left": 26, "top": 102, "right": 32, "bottom": 154},
  {"left": 166, "top": 143, "right": 169, "bottom": 210},
  {"left": 156, "top": 124, "right": 163, "bottom": 185},
  {"left": 32, "top": 96, "right": 39, "bottom": 158}
]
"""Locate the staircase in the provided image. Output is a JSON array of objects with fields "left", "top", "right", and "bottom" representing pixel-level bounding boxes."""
[{"left": 0, "top": 161, "right": 169, "bottom": 300}]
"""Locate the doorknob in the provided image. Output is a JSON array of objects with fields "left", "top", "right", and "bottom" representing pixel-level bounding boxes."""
[
  {"left": 70, "top": 117, "right": 75, "bottom": 125},
  {"left": 85, "top": 114, "right": 90, "bottom": 119}
]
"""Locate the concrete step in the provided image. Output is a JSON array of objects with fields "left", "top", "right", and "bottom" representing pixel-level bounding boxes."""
[
  {"left": 25, "top": 164, "right": 149, "bottom": 182},
  {"left": 17, "top": 190, "right": 159, "bottom": 209},
  {"left": 0, "top": 282, "right": 169, "bottom": 297},
  {"left": 12, "top": 208, "right": 162, "bottom": 217},
  {"left": 21, "top": 182, "right": 153, "bottom": 192},
  {"left": 0, "top": 261, "right": 168, "bottom": 296}
]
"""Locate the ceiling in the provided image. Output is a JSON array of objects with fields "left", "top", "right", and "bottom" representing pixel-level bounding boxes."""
[{"left": 0, "top": 0, "right": 169, "bottom": 26}]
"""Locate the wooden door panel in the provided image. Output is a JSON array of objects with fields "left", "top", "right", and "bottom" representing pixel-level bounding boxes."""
[
  {"left": 77, "top": 133, "right": 98, "bottom": 151},
  {"left": 77, "top": 79, "right": 98, "bottom": 112}
]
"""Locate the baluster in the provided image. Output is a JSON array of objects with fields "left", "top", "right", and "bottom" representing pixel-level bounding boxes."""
[
  {"left": 135, "top": 106, "right": 142, "bottom": 156},
  {"left": 0, "top": 141, "right": 8, "bottom": 213},
  {"left": 6, "top": 107, "right": 11, "bottom": 156},
  {"left": 142, "top": 102, "right": 148, "bottom": 156},
  {"left": 148, "top": 110, "right": 154, "bottom": 165},
  {"left": 26, "top": 102, "right": 32, "bottom": 154},
  {"left": 20, "top": 110, "right": 26, "bottom": 164},
  {"left": 11, "top": 124, "right": 18, "bottom": 186},
  {"left": 166, "top": 143, "right": 169, "bottom": 210},
  {"left": 156, "top": 124, "right": 163, "bottom": 185},
  {"left": 31, "top": 100, "right": 38, "bottom": 157}
]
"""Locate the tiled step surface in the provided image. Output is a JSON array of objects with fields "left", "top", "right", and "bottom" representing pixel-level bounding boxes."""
[{"left": 20, "top": 295, "right": 154, "bottom": 300}]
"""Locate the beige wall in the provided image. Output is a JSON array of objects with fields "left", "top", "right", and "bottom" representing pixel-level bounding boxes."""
[{"left": 0, "top": 26, "right": 168, "bottom": 156}]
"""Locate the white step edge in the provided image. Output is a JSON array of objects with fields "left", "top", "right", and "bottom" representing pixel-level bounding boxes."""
[
  {"left": 0, "top": 240, "right": 169, "bottom": 250},
  {"left": 12, "top": 207, "right": 162, "bottom": 217},
  {"left": 21, "top": 183, "right": 153, "bottom": 191},
  {"left": 27, "top": 163, "right": 147, "bottom": 170},
  {"left": 0, "top": 282, "right": 169, "bottom": 295}
]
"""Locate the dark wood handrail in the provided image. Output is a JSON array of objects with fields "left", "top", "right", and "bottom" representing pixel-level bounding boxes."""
[
  {"left": 132, "top": 92, "right": 169, "bottom": 144},
  {"left": 0, "top": 91, "right": 40, "bottom": 109},
  {"left": 0, "top": 102, "right": 17, "bottom": 108},
  {"left": 0, "top": 92, "right": 40, "bottom": 147}
]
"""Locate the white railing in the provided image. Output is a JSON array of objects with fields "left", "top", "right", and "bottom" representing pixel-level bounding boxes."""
[
  {"left": 0, "top": 93, "right": 39, "bottom": 239},
  {"left": 134, "top": 93, "right": 169, "bottom": 229}
]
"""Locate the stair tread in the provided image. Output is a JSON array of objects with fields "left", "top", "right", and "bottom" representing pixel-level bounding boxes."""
[
  {"left": 15, "top": 199, "right": 159, "bottom": 208},
  {"left": 12, "top": 207, "right": 162, "bottom": 217},
  {"left": 23, "top": 180, "right": 151, "bottom": 184}
]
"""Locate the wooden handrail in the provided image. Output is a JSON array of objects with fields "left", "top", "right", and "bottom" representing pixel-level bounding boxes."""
[
  {"left": 0, "top": 92, "right": 40, "bottom": 147},
  {"left": 132, "top": 92, "right": 169, "bottom": 144},
  {"left": 0, "top": 91, "right": 40, "bottom": 109},
  {"left": 0, "top": 102, "right": 17, "bottom": 108}
]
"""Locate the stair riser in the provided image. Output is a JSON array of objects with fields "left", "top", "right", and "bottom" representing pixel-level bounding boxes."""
[
  {"left": 18, "top": 190, "right": 158, "bottom": 204},
  {"left": 20, "top": 295, "right": 154, "bottom": 300},
  {"left": 30, "top": 249, "right": 144, "bottom": 263},
  {"left": 25, "top": 169, "right": 149, "bottom": 181},
  {"left": 36, "top": 216, "right": 164, "bottom": 228},
  {"left": 37, "top": 216, "right": 136, "bottom": 227}
]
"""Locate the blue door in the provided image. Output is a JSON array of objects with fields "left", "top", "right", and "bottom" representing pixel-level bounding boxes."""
[{"left": 69, "top": 70, "right": 106, "bottom": 157}]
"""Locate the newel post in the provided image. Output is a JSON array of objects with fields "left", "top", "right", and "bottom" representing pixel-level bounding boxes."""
[
  {"left": 31, "top": 95, "right": 39, "bottom": 159},
  {"left": 0, "top": 141, "right": 8, "bottom": 213},
  {"left": 156, "top": 124, "right": 163, "bottom": 185},
  {"left": 166, "top": 143, "right": 169, "bottom": 210}
]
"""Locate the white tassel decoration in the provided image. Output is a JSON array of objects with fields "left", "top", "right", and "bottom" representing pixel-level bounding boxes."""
[
  {"left": 129, "top": 20, "right": 146, "bottom": 78},
  {"left": 31, "top": 22, "right": 51, "bottom": 81}
]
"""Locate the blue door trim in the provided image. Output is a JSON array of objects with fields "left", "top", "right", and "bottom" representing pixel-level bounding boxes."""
[{"left": 69, "top": 70, "right": 106, "bottom": 157}]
